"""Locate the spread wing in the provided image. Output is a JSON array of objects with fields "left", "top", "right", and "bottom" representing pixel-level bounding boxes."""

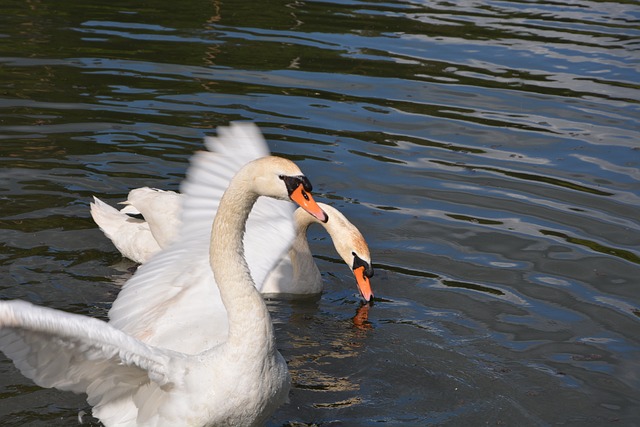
[
  {"left": 0, "top": 300, "right": 194, "bottom": 425},
  {"left": 0, "top": 300, "right": 180, "bottom": 390},
  {"left": 108, "top": 123, "right": 295, "bottom": 353},
  {"left": 179, "top": 122, "right": 296, "bottom": 287}
]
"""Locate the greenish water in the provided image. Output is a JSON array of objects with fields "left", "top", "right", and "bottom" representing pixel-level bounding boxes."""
[{"left": 0, "top": 0, "right": 639, "bottom": 425}]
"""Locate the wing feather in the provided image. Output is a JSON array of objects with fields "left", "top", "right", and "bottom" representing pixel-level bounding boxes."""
[
  {"left": 180, "top": 122, "right": 295, "bottom": 286},
  {"left": 108, "top": 123, "right": 295, "bottom": 353},
  {"left": 90, "top": 196, "right": 161, "bottom": 263},
  {"left": 0, "top": 300, "right": 182, "bottom": 394}
]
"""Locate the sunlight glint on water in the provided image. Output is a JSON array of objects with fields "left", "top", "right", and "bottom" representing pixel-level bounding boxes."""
[{"left": 0, "top": 0, "right": 638, "bottom": 425}]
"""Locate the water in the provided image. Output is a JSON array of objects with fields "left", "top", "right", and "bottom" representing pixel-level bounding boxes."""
[{"left": 1, "top": 0, "right": 639, "bottom": 425}]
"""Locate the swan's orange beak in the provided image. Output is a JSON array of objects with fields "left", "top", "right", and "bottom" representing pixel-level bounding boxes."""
[
  {"left": 353, "top": 266, "right": 374, "bottom": 302},
  {"left": 290, "top": 184, "right": 328, "bottom": 223}
]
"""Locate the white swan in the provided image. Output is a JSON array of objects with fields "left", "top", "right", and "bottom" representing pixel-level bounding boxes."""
[
  {"left": 90, "top": 124, "right": 373, "bottom": 301},
  {"left": 262, "top": 202, "right": 373, "bottom": 297},
  {"left": 103, "top": 123, "right": 371, "bottom": 357},
  {"left": 91, "top": 191, "right": 373, "bottom": 300},
  {"left": 0, "top": 154, "right": 328, "bottom": 426}
]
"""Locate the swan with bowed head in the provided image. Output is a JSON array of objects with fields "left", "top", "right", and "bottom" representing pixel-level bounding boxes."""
[
  {"left": 0, "top": 123, "right": 373, "bottom": 426},
  {"left": 90, "top": 124, "right": 374, "bottom": 301}
]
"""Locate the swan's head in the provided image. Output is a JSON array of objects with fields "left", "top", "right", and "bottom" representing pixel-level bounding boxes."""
[
  {"left": 250, "top": 156, "right": 328, "bottom": 223},
  {"left": 316, "top": 203, "right": 374, "bottom": 302}
]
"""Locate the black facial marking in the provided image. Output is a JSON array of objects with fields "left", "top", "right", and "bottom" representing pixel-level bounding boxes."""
[
  {"left": 299, "top": 176, "right": 313, "bottom": 192},
  {"left": 352, "top": 253, "right": 374, "bottom": 278},
  {"left": 281, "top": 175, "right": 313, "bottom": 195}
]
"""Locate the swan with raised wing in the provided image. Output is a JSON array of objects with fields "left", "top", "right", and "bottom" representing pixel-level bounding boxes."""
[
  {"left": 91, "top": 124, "right": 373, "bottom": 301},
  {"left": 92, "top": 192, "right": 373, "bottom": 300},
  {"left": 0, "top": 154, "right": 327, "bottom": 426},
  {"left": 106, "top": 123, "right": 372, "bottom": 357}
]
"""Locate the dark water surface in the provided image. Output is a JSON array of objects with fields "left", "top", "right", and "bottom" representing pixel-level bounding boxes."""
[{"left": 1, "top": 0, "right": 639, "bottom": 425}]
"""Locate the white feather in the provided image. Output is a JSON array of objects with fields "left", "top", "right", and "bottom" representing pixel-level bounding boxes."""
[{"left": 0, "top": 124, "right": 315, "bottom": 426}]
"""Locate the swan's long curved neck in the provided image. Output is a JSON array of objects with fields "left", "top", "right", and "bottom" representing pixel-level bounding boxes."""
[
  {"left": 210, "top": 167, "right": 275, "bottom": 351},
  {"left": 290, "top": 209, "right": 320, "bottom": 282}
]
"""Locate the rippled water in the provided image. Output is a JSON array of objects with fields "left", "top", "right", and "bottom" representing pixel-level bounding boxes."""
[{"left": 1, "top": 0, "right": 639, "bottom": 425}]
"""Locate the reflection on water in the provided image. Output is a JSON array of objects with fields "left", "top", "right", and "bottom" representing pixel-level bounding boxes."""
[{"left": 1, "top": 0, "right": 639, "bottom": 425}]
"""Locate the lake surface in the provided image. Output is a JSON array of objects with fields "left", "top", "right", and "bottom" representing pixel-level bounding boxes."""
[{"left": 1, "top": 0, "right": 639, "bottom": 425}]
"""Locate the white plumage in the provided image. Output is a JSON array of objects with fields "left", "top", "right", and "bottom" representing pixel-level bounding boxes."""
[
  {"left": 91, "top": 125, "right": 374, "bottom": 300},
  {"left": 0, "top": 123, "right": 333, "bottom": 426}
]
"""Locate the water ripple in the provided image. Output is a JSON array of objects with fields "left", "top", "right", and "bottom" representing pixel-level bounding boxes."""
[{"left": 1, "top": 0, "right": 639, "bottom": 425}]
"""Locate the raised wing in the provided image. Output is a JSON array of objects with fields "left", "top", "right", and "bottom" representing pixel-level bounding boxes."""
[
  {"left": 181, "top": 122, "right": 296, "bottom": 288},
  {"left": 109, "top": 123, "right": 295, "bottom": 353},
  {"left": 108, "top": 240, "right": 229, "bottom": 353},
  {"left": 0, "top": 300, "right": 179, "bottom": 390},
  {"left": 178, "top": 122, "right": 271, "bottom": 245},
  {"left": 245, "top": 197, "right": 296, "bottom": 291}
]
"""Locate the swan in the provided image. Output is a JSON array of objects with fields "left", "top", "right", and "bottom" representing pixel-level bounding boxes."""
[
  {"left": 90, "top": 188, "right": 181, "bottom": 264},
  {"left": 91, "top": 191, "right": 373, "bottom": 300},
  {"left": 103, "top": 123, "right": 372, "bottom": 357},
  {"left": 0, "top": 154, "right": 328, "bottom": 426},
  {"left": 262, "top": 202, "right": 372, "bottom": 297},
  {"left": 90, "top": 124, "right": 373, "bottom": 301}
]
